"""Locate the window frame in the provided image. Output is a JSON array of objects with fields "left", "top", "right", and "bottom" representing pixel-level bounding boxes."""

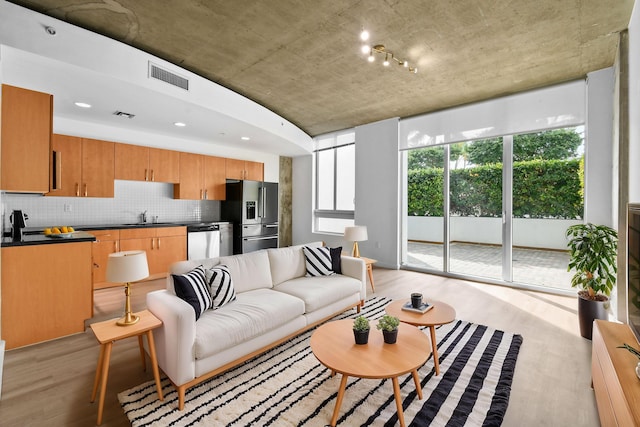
[{"left": 313, "top": 130, "right": 355, "bottom": 233}]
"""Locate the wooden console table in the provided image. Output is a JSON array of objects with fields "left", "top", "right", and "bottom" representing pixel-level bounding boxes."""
[{"left": 592, "top": 320, "right": 640, "bottom": 426}]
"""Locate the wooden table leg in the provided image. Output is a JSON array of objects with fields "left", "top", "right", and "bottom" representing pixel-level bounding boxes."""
[
  {"left": 392, "top": 377, "right": 406, "bottom": 427},
  {"left": 411, "top": 369, "right": 423, "bottom": 399},
  {"left": 330, "top": 374, "right": 349, "bottom": 427},
  {"left": 91, "top": 344, "right": 106, "bottom": 403},
  {"left": 138, "top": 335, "right": 147, "bottom": 372},
  {"left": 429, "top": 326, "right": 440, "bottom": 375},
  {"left": 366, "top": 264, "right": 375, "bottom": 292},
  {"left": 96, "top": 341, "right": 112, "bottom": 426},
  {"left": 146, "top": 330, "right": 164, "bottom": 401}
]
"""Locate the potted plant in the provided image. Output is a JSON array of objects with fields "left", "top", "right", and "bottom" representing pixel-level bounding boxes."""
[
  {"left": 376, "top": 314, "right": 400, "bottom": 344},
  {"left": 566, "top": 223, "right": 618, "bottom": 340},
  {"left": 353, "top": 315, "right": 370, "bottom": 345}
]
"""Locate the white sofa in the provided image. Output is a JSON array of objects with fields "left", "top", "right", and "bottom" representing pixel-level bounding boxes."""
[{"left": 146, "top": 242, "right": 366, "bottom": 409}]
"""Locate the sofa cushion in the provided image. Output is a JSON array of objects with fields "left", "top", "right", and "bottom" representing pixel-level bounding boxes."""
[
  {"left": 274, "top": 275, "right": 362, "bottom": 313},
  {"left": 205, "top": 265, "right": 236, "bottom": 308},
  {"left": 329, "top": 247, "right": 342, "bottom": 274},
  {"left": 218, "top": 250, "right": 273, "bottom": 293},
  {"left": 303, "top": 246, "right": 335, "bottom": 276},
  {"left": 172, "top": 265, "right": 212, "bottom": 320},
  {"left": 194, "top": 288, "right": 305, "bottom": 359},
  {"left": 268, "top": 241, "right": 323, "bottom": 286}
]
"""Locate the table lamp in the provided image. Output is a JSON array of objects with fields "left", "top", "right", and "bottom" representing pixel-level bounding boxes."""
[
  {"left": 106, "top": 251, "right": 149, "bottom": 326},
  {"left": 344, "top": 225, "right": 368, "bottom": 258}
]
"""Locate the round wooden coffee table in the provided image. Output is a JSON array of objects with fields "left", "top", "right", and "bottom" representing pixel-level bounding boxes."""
[
  {"left": 386, "top": 299, "right": 456, "bottom": 376},
  {"left": 310, "top": 319, "right": 430, "bottom": 427}
]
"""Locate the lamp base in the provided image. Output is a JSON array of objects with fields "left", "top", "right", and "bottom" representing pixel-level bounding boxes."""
[
  {"left": 116, "top": 313, "right": 140, "bottom": 326},
  {"left": 352, "top": 241, "right": 361, "bottom": 258},
  {"left": 116, "top": 281, "right": 139, "bottom": 326}
]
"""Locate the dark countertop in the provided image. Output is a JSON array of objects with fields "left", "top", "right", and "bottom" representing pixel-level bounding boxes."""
[
  {"left": 1, "top": 220, "right": 232, "bottom": 247},
  {"left": 1, "top": 231, "right": 97, "bottom": 247}
]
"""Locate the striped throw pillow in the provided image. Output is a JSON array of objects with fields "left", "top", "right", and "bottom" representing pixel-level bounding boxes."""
[
  {"left": 206, "top": 265, "right": 237, "bottom": 308},
  {"left": 303, "top": 246, "right": 336, "bottom": 277},
  {"left": 172, "top": 265, "right": 213, "bottom": 320}
]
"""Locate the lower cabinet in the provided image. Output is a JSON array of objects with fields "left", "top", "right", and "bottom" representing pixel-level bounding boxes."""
[
  {"left": 1, "top": 242, "right": 92, "bottom": 349},
  {"left": 118, "top": 226, "right": 187, "bottom": 278},
  {"left": 86, "top": 229, "right": 120, "bottom": 290}
]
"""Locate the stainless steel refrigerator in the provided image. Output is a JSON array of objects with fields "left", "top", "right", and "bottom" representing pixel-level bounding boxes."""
[{"left": 222, "top": 180, "right": 278, "bottom": 254}]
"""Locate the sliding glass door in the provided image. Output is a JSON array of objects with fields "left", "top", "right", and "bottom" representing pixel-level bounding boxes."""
[{"left": 404, "top": 127, "right": 584, "bottom": 293}]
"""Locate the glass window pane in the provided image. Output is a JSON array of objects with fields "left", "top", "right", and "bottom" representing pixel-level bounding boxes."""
[
  {"left": 336, "top": 145, "right": 355, "bottom": 211},
  {"left": 317, "top": 150, "right": 335, "bottom": 210}
]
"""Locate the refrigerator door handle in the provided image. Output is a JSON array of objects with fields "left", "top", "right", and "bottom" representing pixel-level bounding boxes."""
[{"left": 261, "top": 186, "right": 266, "bottom": 219}]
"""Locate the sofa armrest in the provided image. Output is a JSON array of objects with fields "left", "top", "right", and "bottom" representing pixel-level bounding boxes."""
[
  {"left": 146, "top": 290, "right": 197, "bottom": 387},
  {"left": 340, "top": 255, "right": 367, "bottom": 301}
]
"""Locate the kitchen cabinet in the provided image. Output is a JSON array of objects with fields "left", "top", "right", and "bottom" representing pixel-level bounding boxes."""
[
  {"left": 115, "top": 143, "right": 180, "bottom": 183},
  {"left": 86, "top": 229, "right": 120, "bottom": 289},
  {"left": 48, "top": 134, "right": 115, "bottom": 198},
  {"left": 226, "top": 158, "right": 264, "bottom": 181},
  {"left": 119, "top": 226, "right": 186, "bottom": 277},
  {"left": 174, "top": 153, "right": 226, "bottom": 200},
  {"left": 1, "top": 242, "right": 92, "bottom": 349},
  {"left": 1, "top": 84, "right": 52, "bottom": 193}
]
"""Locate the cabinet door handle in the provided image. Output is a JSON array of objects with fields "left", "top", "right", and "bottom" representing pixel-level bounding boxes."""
[
  {"left": 151, "top": 169, "right": 155, "bottom": 182},
  {"left": 200, "top": 189, "right": 203, "bottom": 200},
  {"left": 151, "top": 238, "right": 155, "bottom": 250},
  {"left": 75, "top": 183, "right": 80, "bottom": 197},
  {"left": 145, "top": 169, "right": 149, "bottom": 181},
  {"left": 204, "top": 189, "right": 208, "bottom": 200},
  {"left": 52, "top": 150, "right": 62, "bottom": 190},
  {"left": 157, "top": 237, "right": 161, "bottom": 249},
  {"left": 83, "top": 183, "right": 88, "bottom": 197}
]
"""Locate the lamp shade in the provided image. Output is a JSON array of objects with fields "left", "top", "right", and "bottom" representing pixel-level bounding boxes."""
[
  {"left": 106, "top": 251, "right": 149, "bottom": 283},
  {"left": 344, "top": 226, "right": 368, "bottom": 242}
]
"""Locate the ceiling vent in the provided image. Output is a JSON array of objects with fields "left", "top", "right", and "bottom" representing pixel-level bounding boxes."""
[
  {"left": 149, "top": 62, "right": 189, "bottom": 90},
  {"left": 113, "top": 111, "right": 135, "bottom": 119}
]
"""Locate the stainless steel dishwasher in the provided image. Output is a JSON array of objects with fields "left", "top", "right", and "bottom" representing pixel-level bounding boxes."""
[{"left": 187, "top": 223, "right": 220, "bottom": 260}]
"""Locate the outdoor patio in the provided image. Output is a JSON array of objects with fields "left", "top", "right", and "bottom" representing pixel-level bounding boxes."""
[{"left": 406, "top": 241, "right": 574, "bottom": 292}]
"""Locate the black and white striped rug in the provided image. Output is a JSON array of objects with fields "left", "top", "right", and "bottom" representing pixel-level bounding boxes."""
[{"left": 119, "top": 297, "right": 522, "bottom": 426}]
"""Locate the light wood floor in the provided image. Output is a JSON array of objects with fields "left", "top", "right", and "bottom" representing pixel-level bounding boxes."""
[{"left": 0, "top": 268, "right": 599, "bottom": 426}]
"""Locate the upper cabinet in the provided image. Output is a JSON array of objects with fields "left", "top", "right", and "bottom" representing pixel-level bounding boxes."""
[
  {"left": 115, "top": 143, "right": 179, "bottom": 183},
  {"left": 174, "top": 153, "right": 226, "bottom": 200},
  {"left": 48, "top": 134, "right": 114, "bottom": 197},
  {"left": 1, "top": 84, "right": 52, "bottom": 193},
  {"left": 226, "top": 158, "right": 264, "bottom": 181}
]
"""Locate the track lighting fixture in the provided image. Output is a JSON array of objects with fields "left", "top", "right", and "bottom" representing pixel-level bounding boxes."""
[{"left": 359, "top": 29, "right": 417, "bottom": 74}]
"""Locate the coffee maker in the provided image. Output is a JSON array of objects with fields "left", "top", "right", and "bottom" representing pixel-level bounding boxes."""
[{"left": 10, "top": 210, "right": 28, "bottom": 241}]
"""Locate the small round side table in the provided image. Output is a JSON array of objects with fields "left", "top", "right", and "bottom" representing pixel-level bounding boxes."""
[{"left": 385, "top": 299, "right": 456, "bottom": 376}]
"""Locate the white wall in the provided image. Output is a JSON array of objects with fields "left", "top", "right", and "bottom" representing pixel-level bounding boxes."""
[
  {"left": 354, "top": 119, "right": 400, "bottom": 268},
  {"left": 629, "top": 3, "right": 640, "bottom": 203},
  {"left": 585, "top": 68, "right": 616, "bottom": 226}
]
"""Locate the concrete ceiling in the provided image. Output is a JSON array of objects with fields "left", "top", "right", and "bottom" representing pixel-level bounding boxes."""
[{"left": 7, "top": 0, "right": 636, "bottom": 138}]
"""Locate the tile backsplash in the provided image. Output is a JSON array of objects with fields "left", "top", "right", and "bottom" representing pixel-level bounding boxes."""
[{"left": 1, "top": 180, "right": 219, "bottom": 231}]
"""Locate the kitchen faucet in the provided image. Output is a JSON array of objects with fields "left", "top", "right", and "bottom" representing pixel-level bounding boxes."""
[{"left": 141, "top": 210, "right": 148, "bottom": 223}]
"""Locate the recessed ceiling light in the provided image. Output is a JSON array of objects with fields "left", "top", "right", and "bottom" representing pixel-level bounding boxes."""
[
  {"left": 74, "top": 102, "right": 91, "bottom": 108},
  {"left": 241, "top": 136, "right": 250, "bottom": 140},
  {"left": 174, "top": 122, "right": 186, "bottom": 127}
]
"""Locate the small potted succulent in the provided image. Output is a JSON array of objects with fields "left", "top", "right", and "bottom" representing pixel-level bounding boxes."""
[
  {"left": 353, "top": 315, "right": 370, "bottom": 345},
  {"left": 376, "top": 314, "right": 400, "bottom": 344}
]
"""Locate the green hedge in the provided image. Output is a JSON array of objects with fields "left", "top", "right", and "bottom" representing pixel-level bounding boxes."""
[{"left": 408, "top": 159, "right": 583, "bottom": 219}]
